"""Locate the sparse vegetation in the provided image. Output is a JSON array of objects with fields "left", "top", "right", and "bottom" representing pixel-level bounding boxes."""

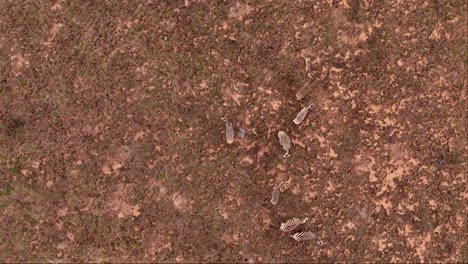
[{"left": 0, "top": 0, "right": 466, "bottom": 263}]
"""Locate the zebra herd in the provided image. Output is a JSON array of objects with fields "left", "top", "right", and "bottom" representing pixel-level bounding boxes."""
[{"left": 220, "top": 58, "right": 322, "bottom": 245}]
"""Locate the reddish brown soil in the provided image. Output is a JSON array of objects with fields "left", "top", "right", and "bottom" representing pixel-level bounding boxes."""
[{"left": 0, "top": 0, "right": 466, "bottom": 263}]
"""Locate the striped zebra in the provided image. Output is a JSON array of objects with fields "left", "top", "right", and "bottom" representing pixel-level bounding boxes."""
[
  {"left": 280, "top": 217, "right": 308, "bottom": 232},
  {"left": 293, "top": 103, "right": 314, "bottom": 125},
  {"left": 270, "top": 181, "right": 284, "bottom": 205},
  {"left": 221, "top": 117, "right": 234, "bottom": 144},
  {"left": 291, "top": 231, "right": 323, "bottom": 245},
  {"left": 277, "top": 131, "right": 291, "bottom": 157}
]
